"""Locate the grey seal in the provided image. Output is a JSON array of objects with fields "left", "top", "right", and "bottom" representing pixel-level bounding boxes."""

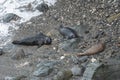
[{"left": 12, "top": 32, "right": 52, "bottom": 47}]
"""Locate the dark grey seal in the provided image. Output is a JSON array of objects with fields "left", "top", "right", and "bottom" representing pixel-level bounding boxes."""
[
  {"left": 58, "top": 24, "right": 78, "bottom": 39},
  {"left": 12, "top": 33, "right": 52, "bottom": 47},
  {"left": 36, "top": 3, "right": 49, "bottom": 12}
]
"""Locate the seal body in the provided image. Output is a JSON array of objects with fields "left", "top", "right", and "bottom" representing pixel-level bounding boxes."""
[
  {"left": 12, "top": 33, "right": 52, "bottom": 47},
  {"left": 58, "top": 25, "right": 78, "bottom": 39}
]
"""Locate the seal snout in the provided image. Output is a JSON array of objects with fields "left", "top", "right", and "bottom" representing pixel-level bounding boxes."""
[{"left": 44, "top": 37, "right": 52, "bottom": 45}]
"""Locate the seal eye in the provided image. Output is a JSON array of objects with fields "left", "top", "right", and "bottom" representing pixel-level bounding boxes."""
[{"left": 44, "top": 37, "right": 52, "bottom": 44}]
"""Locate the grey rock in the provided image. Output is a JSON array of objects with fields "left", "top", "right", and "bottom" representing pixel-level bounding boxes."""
[
  {"left": 78, "top": 56, "right": 88, "bottom": 63},
  {"left": 2, "top": 13, "right": 20, "bottom": 23},
  {"left": 71, "top": 55, "right": 88, "bottom": 64},
  {"left": 1, "top": 44, "right": 15, "bottom": 54},
  {"left": 30, "top": 77, "right": 40, "bottom": 80},
  {"left": 82, "top": 62, "right": 103, "bottom": 80},
  {"left": 33, "top": 61, "right": 58, "bottom": 77},
  {"left": 72, "top": 24, "right": 89, "bottom": 36},
  {"left": 36, "top": 60, "right": 57, "bottom": 68},
  {"left": 33, "top": 66, "right": 53, "bottom": 77},
  {"left": 59, "top": 38, "right": 81, "bottom": 52},
  {"left": 53, "top": 69, "right": 73, "bottom": 80},
  {"left": 93, "top": 59, "right": 120, "bottom": 80},
  {"left": 11, "top": 49, "right": 26, "bottom": 60},
  {"left": 71, "top": 65, "right": 82, "bottom": 76}
]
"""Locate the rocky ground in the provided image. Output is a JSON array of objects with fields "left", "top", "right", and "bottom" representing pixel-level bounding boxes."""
[{"left": 0, "top": 0, "right": 120, "bottom": 80}]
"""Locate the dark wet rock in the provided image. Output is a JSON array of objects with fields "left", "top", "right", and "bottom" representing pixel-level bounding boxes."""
[
  {"left": 59, "top": 38, "right": 81, "bottom": 52},
  {"left": 93, "top": 59, "right": 120, "bottom": 80},
  {"left": 0, "top": 48, "right": 4, "bottom": 55},
  {"left": 33, "top": 66, "right": 53, "bottom": 77},
  {"left": 2, "top": 13, "right": 20, "bottom": 23},
  {"left": 82, "top": 62, "right": 103, "bottom": 80},
  {"left": 58, "top": 24, "right": 78, "bottom": 39},
  {"left": 53, "top": 69, "right": 73, "bottom": 80},
  {"left": 71, "top": 65, "right": 83, "bottom": 76},
  {"left": 11, "top": 49, "right": 26, "bottom": 60},
  {"left": 12, "top": 32, "right": 52, "bottom": 47},
  {"left": 36, "top": 3, "right": 49, "bottom": 12}
]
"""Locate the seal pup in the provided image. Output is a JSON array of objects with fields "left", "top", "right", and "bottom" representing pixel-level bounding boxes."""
[
  {"left": 58, "top": 24, "right": 78, "bottom": 39},
  {"left": 12, "top": 32, "right": 52, "bottom": 47}
]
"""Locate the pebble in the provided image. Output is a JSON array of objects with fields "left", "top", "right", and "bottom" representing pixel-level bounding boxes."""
[
  {"left": 71, "top": 65, "right": 82, "bottom": 76},
  {"left": 2, "top": 13, "right": 20, "bottom": 23}
]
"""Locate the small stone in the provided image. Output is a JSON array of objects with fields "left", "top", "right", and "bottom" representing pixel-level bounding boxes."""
[
  {"left": 53, "top": 69, "right": 73, "bottom": 80},
  {"left": 71, "top": 65, "right": 82, "bottom": 76},
  {"left": 2, "top": 13, "right": 20, "bottom": 23},
  {"left": 11, "top": 49, "right": 26, "bottom": 60}
]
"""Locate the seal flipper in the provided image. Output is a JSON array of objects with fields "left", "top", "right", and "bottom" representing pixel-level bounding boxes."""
[{"left": 37, "top": 40, "right": 44, "bottom": 48}]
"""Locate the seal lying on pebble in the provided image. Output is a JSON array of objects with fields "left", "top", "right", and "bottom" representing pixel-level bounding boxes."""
[
  {"left": 12, "top": 32, "right": 52, "bottom": 47},
  {"left": 58, "top": 24, "right": 78, "bottom": 39}
]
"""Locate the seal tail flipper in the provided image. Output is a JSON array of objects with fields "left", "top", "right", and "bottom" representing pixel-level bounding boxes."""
[{"left": 12, "top": 40, "right": 21, "bottom": 44}]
